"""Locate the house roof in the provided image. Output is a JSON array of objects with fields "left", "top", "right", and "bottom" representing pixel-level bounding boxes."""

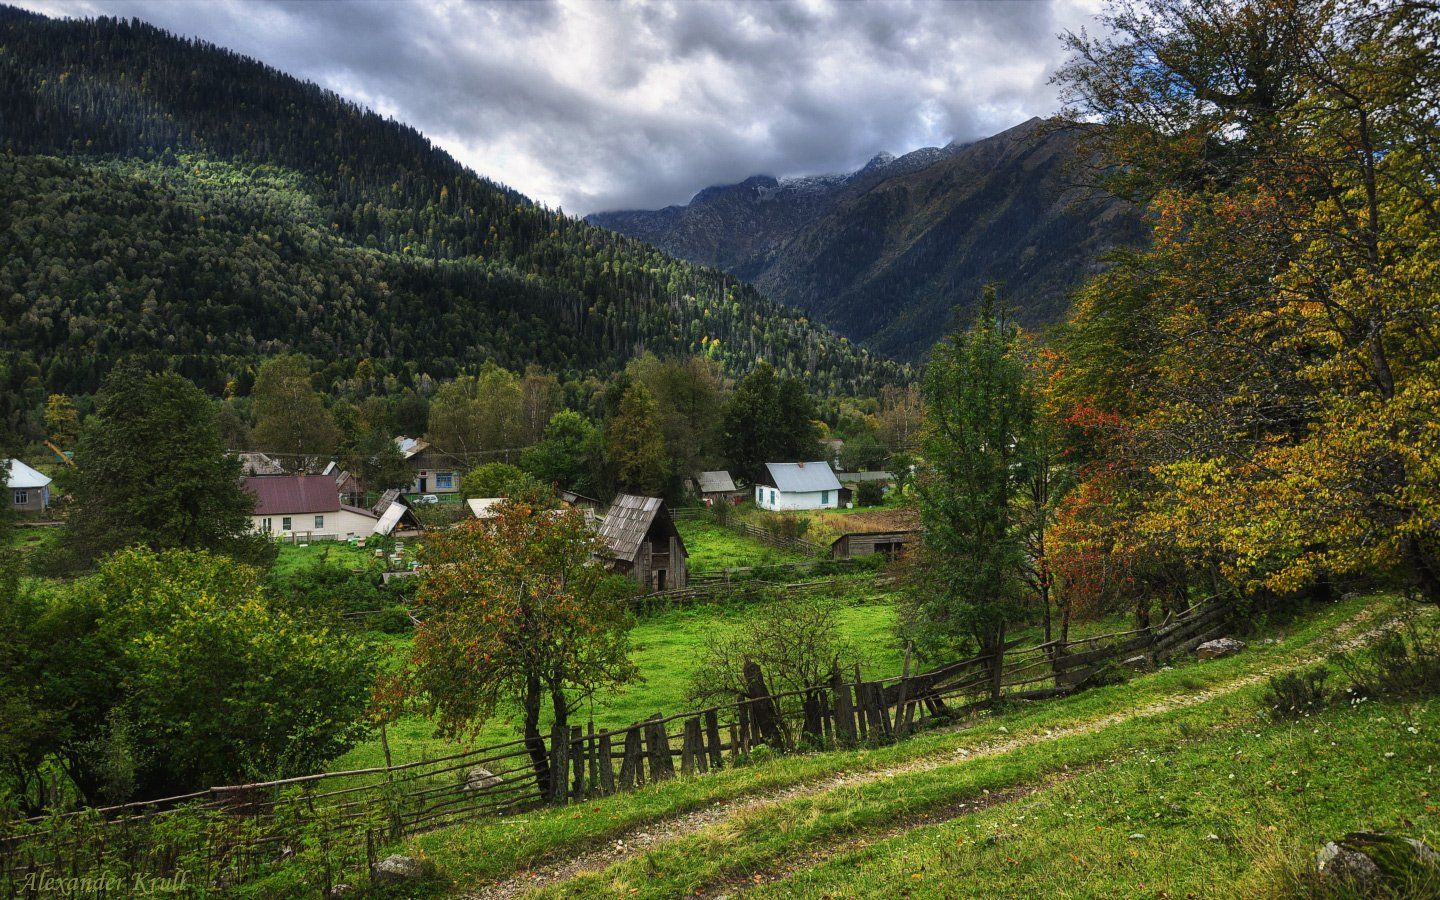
[
  {"left": 835, "top": 470, "right": 893, "bottom": 483},
  {"left": 466, "top": 498, "right": 506, "bottom": 519},
  {"left": 764, "top": 461, "right": 842, "bottom": 493},
  {"left": 829, "top": 528, "right": 921, "bottom": 546},
  {"left": 596, "top": 494, "right": 667, "bottom": 563},
  {"left": 374, "top": 502, "right": 408, "bottom": 536},
  {"left": 235, "top": 451, "right": 286, "bottom": 477},
  {"left": 5, "top": 458, "right": 50, "bottom": 490},
  {"left": 697, "top": 470, "right": 737, "bottom": 493},
  {"left": 244, "top": 475, "right": 342, "bottom": 516},
  {"left": 395, "top": 436, "right": 429, "bottom": 460},
  {"left": 372, "top": 488, "right": 403, "bottom": 516}
]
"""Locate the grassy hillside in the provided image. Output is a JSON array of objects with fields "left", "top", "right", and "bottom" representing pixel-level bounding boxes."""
[{"left": 313, "top": 593, "right": 1439, "bottom": 898}]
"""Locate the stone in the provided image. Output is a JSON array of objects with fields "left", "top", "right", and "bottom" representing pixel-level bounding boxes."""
[
  {"left": 1195, "top": 638, "right": 1245, "bottom": 660},
  {"left": 1122, "top": 655, "right": 1152, "bottom": 671},
  {"left": 464, "top": 766, "right": 504, "bottom": 792},
  {"left": 372, "top": 854, "right": 434, "bottom": 885},
  {"left": 1315, "top": 833, "right": 1440, "bottom": 890},
  {"left": 327, "top": 885, "right": 354, "bottom": 898}
]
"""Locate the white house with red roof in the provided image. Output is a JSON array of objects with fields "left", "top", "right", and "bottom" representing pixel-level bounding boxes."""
[{"left": 244, "top": 474, "right": 384, "bottom": 541}]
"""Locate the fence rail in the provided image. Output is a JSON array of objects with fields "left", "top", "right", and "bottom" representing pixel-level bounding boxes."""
[{"left": 0, "top": 595, "right": 1231, "bottom": 895}]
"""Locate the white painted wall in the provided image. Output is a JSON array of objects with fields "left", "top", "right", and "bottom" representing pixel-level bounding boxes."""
[
  {"left": 754, "top": 485, "right": 839, "bottom": 511},
  {"left": 250, "top": 507, "right": 380, "bottom": 540}
]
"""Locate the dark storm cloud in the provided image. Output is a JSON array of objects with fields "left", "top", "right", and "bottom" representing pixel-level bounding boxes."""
[{"left": 16, "top": 0, "right": 1099, "bottom": 214}]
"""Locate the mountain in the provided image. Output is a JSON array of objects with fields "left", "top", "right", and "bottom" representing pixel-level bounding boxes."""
[
  {"left": 588, "top": 119, "right": 1146, "bottom": 361},
  {"left": 0, "top": 7, "right": 904, "bottom": 400}
]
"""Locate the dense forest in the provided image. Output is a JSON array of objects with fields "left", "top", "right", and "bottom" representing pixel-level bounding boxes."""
[{"left": 0, "top": 6, "right": 905, "bottom": 407}]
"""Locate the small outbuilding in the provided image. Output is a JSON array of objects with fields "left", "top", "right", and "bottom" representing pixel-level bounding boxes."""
[
  {"left": 754, "top": 461, "right": 842, "bottom": 511},
  {"left": 830, "top": 529, "right": 920, "bottom": 561},
  {"left": 695, "top": 470, "right": 743, "bottom": 506},
  {"left": 596, "top": 494, "right": 688, "bottom": 593},
  {"left": 6, "top": 458, "right": 52, "bottom": 514}
]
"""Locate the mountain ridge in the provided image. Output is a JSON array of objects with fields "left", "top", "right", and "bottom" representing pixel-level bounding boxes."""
[{"left": 588, "top": 117, "right": 1145, "bottom": 360}]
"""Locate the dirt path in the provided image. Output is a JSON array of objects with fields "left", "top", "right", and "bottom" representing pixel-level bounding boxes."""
[{"left": 465, "top": 605, "right": 1391, "bottom": 899}]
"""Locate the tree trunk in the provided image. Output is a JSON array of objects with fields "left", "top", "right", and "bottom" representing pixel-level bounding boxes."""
[
  {"left": 1406, "top": 536, "right": 1440, "bottom": 604},
  {"left": 522, "top": 673, "right": 551, "bottom": 797}
]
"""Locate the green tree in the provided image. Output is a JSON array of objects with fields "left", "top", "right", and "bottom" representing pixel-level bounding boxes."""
[
  {"left": 900, "top": 291, "right": 1034, "bottom": 663},
  {"left": 43, "top": 394, "right": 79, "bottom": 448},
  {"left": 68, "top": 361, "right": 259, "bottom": 565},
  {"left": 461, "top": 461, "right": 544, "bottom": 500},
  {"left": 606, "top": 382, "right": 669, "bottom": 495},
  {"left": 520, "top": 409, "right": 603, "bottom": 495},
  {"left": 722, "top": 363, "right": 821, "bottom": 483},
  {"left": 250, "top": 355, "right": 341, "bottom": 470},
  {"left": 407, "top": 503, "right": 637, "bottom": 794},
  {"left": 354, "top": 428, "right": 413, "bottom": 493}
]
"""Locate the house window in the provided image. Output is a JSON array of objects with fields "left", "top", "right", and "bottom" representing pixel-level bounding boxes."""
[
  {"left": 435, "top": 472, "right": 454, "bottom": 490},
  {"left": 770, "top": 489, "right": 777, "bottom": 506},
  {"left": 12, "top": 490, "right": 26, "bottom": 506},
  {"left": 282, "top": 516, "right": 293, "bottom": 532},
  {"left": 261, "top": 517, "right": 273, "bottom": 533},
  {"left": 821, "top": 490, "right": 830, "bottom": 505},
  {"left": 314, "top": 515, "right": 325, "bottom": 530}
]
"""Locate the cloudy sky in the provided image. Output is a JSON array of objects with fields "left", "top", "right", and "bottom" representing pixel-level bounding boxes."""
[{"left": 18, "top": 0, "right": 1102, "bottom": 214}]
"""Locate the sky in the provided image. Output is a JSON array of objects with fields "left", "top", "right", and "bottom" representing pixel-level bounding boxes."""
[{"left": 17, "top": 0, "right": 1103, "bottom": 215}]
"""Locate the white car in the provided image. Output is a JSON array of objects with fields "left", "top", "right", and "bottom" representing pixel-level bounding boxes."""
[{"left": 417, "top": 494, "right": 440, "bottom": 505}]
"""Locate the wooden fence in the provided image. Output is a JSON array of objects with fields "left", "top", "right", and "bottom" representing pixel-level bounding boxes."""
[{"left": 0, "top": 596, "right": 1229, "bottom": 895}]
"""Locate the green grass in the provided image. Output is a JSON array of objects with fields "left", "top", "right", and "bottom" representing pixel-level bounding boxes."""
[
  {"left": 385, "top": 592, "right": 1402, "bottom": 896},
  {"left": 676, "top": 519, "right": 814, "bottom": 572},
  {"left": 10, "top": 525, "right": 58, "bottom": 553},
  {"left": 331, "top": 586, "right": 903, "bottom": 771},
  {"left": 270, "top": 539, "right": 391, "bottom": 578}
]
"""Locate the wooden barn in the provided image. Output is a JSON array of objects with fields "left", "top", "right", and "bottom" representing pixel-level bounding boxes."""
[
  {"left": 596, "top": 494, "right": 688, "bottom": 593},
  {"left": 830, "top": 529, "right": 920, "bottom": 561}
]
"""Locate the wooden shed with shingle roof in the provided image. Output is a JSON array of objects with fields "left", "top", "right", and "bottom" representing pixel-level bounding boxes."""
[{"left": 596, "top": 494, "right": 688, "bottom": 593}]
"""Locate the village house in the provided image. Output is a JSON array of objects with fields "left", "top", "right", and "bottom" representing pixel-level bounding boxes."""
[
  {"left": 596, "top": 494, "right": 688, "bottom": 593},
  {"left": 395, "top": 436, "right": 461, "bottom": 496},
  {"left": 693, "top": 470, "right": 744, "bottom": 506},
  {"left": 7, "top": 458, "right": 52, "bottom": 514},
  {"left": 754, "top": 461, "right": 842, "bottom": 511},
  {"left": 245, "top": 474, "right": 410, "bottom": 541}
]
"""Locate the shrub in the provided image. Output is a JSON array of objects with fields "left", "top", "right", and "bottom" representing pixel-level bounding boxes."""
[
  {"left": 1334, "top": 615, "right": 1440, "bottom": 700},
  {"left": 855, "top": 480, "right": 885, "bottom": 507},
  {"left": 1262, "top": 666, "right": 1331, "bottom": 720}
]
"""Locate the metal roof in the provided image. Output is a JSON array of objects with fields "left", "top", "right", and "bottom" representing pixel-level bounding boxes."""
[
  {"left": 5, "top": 458, "right": 51, "bottom": 489},
  {"left": 372, "top": 488, "right": 403, "bottom": 516},
  {"left": 234, "top": 451, "right": 286, "bottom": 477},
  {"left": 395, "top": 436, "right": 429, "bottom": 459},
  {"left": 466, "top": 498, "right": 506, "bottom": 519},
  {"left": 697, "top": 470, "right": 737, "bottom": 493},
  {"left": 764, "top": 461, "right": 842, "bottom": 493},
  {"left": 244, "top": 475, "right": 342, "bottom": 516},
  {"left": 596, "top": 494, "right": 665, "bottom": 563},
  {"left": 374, "top": 502, "right": 407, "bottom": 536},
  {"left": 835, "top": 471, "right": 893, "bottom": 483}
]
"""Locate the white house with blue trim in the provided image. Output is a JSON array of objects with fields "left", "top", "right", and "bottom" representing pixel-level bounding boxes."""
[{"left": 754, "top": 461, "right": 842, "bottom": 511}]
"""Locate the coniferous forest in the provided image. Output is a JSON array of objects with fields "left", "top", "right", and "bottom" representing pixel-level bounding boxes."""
[{"left": 0, "top": 7, "right": 904, "bottom": 404}]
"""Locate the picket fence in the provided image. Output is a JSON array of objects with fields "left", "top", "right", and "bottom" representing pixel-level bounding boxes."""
[{"left": 0, "top": 596, "right": 1230, "bottom": 895}]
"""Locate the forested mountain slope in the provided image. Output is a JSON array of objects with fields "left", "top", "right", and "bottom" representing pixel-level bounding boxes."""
[
  {"left": 0, "top": 7, "right": 902, "bottom": 397},
  {"left": 590, "top": 119, "right": 1146, "bottom": 361}
]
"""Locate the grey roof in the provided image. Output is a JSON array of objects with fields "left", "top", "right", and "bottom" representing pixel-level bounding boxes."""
[
  {"left": 6, "top": 458, "right": 51, "bottom": 489},
  {"left": 765, "top": 461, "right": 842, "bottom": 493},
  {"left": 596, "top": 494, "right": 665, "bottom": 563},
  {"left": 835, "top": 471, "right": 893, "bottom": 483},
  {"left": 697, "top": 470, "right": 737, "bottom": 493},
  {"left": 372, "top": 488, "right": 403, "bottom": 516},
  {"left": 235, "top": 451, "right": 286, "bottom": 477}
]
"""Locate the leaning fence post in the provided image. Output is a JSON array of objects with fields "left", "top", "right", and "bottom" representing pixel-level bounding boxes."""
[
  {"left": 990, "top": 626, "right": 1006, "bottom": 701},
  {"left": 743, "top": 660, "right": 782, "bottom": 749},
  {"left": 570, "top": 725, "right": 584, "bottom": 800},
  {"left": 831, "top": 662, "right": 856, "bottom": 747},
  {"left": 619, "top": 726, "right": 643, "bottom": 790},
  {"left": 704, "top": 708, "right": 724, "bottom": 770},
  {"left": 894, "top": 644, "right": 914, "bottom": 739},
  {"left": 644, "top": 715, "right": 674, "bottom": 782},
  {"left": 598, "top": 728, "right": 615, "bottom": 795}
]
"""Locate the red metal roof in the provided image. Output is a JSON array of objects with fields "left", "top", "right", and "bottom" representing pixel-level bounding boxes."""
[{"left": 244, "top": 475, "right": 342, "bottom": 516}]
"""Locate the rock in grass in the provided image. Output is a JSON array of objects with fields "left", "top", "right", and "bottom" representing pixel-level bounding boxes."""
[
  {"left": 1315, "top": 833, "right": 1440, "bottom": 891},
  {"left": 372, "top": 854, "right": 435, "bottom": 885},
  {"left": 464, "top": 766, "right": 503, "bottom": 791},
  {"left": 1122, "top": 655, "right": 1152, "bottom": 671},
  {"left": 1196, "top": 638, "right": 1245, "bottom": 660}
]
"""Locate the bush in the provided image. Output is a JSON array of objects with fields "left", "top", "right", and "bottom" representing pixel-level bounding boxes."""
[
  {"left": 855, "top": 480, "right": 885, "bottom": 507},
  {"left": 371, "top": 604, "right": 413, "bottom": 634},
  {"left": 1262, "top": 666, "right": 1331, "bottom": 720},
  {"left": 266, "top": 557, "right": 383, "bottom": 618},
  {"left": 1334, "top": 615, "right": 1440, "bottom": 700}
]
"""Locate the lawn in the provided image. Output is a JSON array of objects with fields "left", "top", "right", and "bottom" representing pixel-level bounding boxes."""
[
  {"left": 675, "top": 518, "right": 815, "bottom": 572},
  {"left": 270, "top": 538, "right": 398, "bottom": 578},
  {"left": 330, "top": 582, "right": 903, "bottom": 771}
]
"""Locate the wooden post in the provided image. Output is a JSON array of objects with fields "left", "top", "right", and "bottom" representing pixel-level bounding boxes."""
[
  {"left": 644, "top": 715, "right": 674, "bottom": 782},
  {"left": 704, "top": 709, "right": 723, "bottom": 770},
  {"left": 598, "top": 729, "right": 615, "bottom": 795},
  {"left": 831, "top": 662, "right": 856, "bottom": 747},
  {"left": 736, "top": 695, "right": 751, "bottom": 753},
  {"left": 587, "top": 721, "right": 599, "bottom": 799},
  {"left": 990, "top": 626, "right": 1005, "bottom": 701},
  {"left": 801, "top": 693, "right": 822, "bottom": 746},
  {"left": 743, "top": 660, "right": 782, "bottom": 749},
  {"left": 680, "top": 718, "right": 697, "bottom": 776},
  {"left": 728, "top": 721, "right": 741, "bottom": 763},
  {"left": 863, "top": 682, "right": 891, "bottom": 740},
  {"left": 571, "top": 725, "right": 584, "bottom": 800},
  {"left": 683, "top": 717, "right": 706, "bottom": 775},
  {"left": 893, "top": 645, "right": 914, "bottom": 739},
  {"left": 619, "top": 726, "right": 644, "bottom": 790},
  {"left": 549, "top": 721, "right": 569, "bottom": 804}
]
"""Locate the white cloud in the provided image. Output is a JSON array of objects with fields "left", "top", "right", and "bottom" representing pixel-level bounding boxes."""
[{"left": 16, "top": 0, "right": 1099, "bottom": 213}]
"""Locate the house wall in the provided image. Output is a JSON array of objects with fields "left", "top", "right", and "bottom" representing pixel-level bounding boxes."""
[
  {"left": 9, "top": 486, "right": 48, "bottom": 513},
  {"left": 250, "top": 508, "right": 379, "bottom": 541},
  {"left": 754, "top": 485, "right": 839, "bottom": 511},
  {"left": 407, "top": 449, "right": 460, "bottom": 494},
  {"left": 832, "top": 531, "right": 917, "bottom": 560}
]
